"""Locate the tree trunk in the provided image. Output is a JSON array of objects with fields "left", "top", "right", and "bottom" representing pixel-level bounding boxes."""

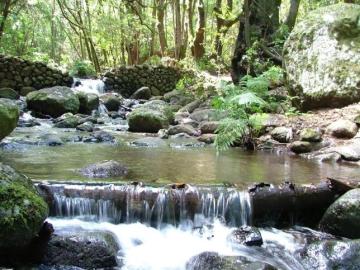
[
  {"left": 284, "top": 0, "right": 301, "bottom": 31},
  {"left": 191, "top": 0, "right": 205, "bottom": 60},
  {"left": 0, "top": 0, "right": 12, "bottom": 44},
  {"left": 174, "top": 0, "right": 182, "bottom": 59},
  {"left": 157, "top": 0, "right": 167, "bottom": 56},
  {"left": 231, "top": 0, "right": 281, "bottom": 83}
]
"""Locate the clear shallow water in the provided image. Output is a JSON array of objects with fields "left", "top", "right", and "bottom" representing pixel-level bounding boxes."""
[{"left": 0, "top": 134, "right": 358, "bottom": 186}]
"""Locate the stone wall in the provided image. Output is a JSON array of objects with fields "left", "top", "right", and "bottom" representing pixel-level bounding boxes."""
[
  {"left": 102, "top": 65, "right": 182, "bottom": 97},
  {"left": 0, "top": 55, "right": 73, "bottom": 94}
]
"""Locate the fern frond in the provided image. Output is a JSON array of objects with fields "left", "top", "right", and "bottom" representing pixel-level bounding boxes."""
[
  {"left": 230, "top": 92, "right": 267, "bottom": 107},
  {"left": 215, "top": 118, "right": 248, "bottom": 151}
]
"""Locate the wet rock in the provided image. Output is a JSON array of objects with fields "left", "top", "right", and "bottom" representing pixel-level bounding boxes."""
[
  {"left": 80, "top": 160, "right": 128, "bottom": 178},
  {"left": 18, "top": 117, "right": 41, "bottom": 127},
  {"left": 326, "top": 119, "right": 358, "bottom": 139},
  {"left": 289, "top": 141, "right": 313, "bottom": 154},
  {"left": 228, "top": 226, "right": 263, "bottom": 247},
  {"left": 53, "top": 113, "right": 81, "bottom": 128},
  {"left": 76, "top": 92, "right": 99, "bottom": 115},
  {"left": 131, "top": 86, "right": 152, "bottom": 100},
  {"left": 178, "top": 99, "right": 202, "bottom": 113},
  {"left": 20, "top": 86, "right": 36, "bottom": 96},
  {"left": 76, "top": 121, "right": 94, "bottom": 132},
  {"left": 0, "top": 98, "right": 20, "bottom": 140},
  {"left": 283, "top": 3, "right": 360, "bottom": 110},
  {"left": 130, "top": 137, "right": 167, "bottom": 147},
  {"left": 37, "top": 265, "right": 85, "bottom": 270},
  {"left": 0, "top": 163, "right": 48, "bottom": 252},
  {"left": 0, "top": 87, "right": 19, "bottom": 99},
  {"left": 168, "top": 124, "right": 199, "bottom": 136},
  {"left": 163, "top": 89, "right": 193, "bottom": 106},
  {"left": 319, "top": 189, "right": 360, "bottom": 238},
  {"left": 198, "top": 134, "right": 216, "bottom": 144},
  {"left": 311, "top": 152, "right": 342, "bottom": 163},
  {"left": 158, "top": 129, "right": 169, "bottom": 139},
  {"left": 100, "top": 93, "right": 122, "bottom": 111},
  {"left": 26, "top": 86, "right": 80, "bottom": 118},
  {"left": 38, "top": 134, "right": 64, "bottom": 146},
  {"left": 333, "top": 142, "right": 360, "bottom": 161},
  {"left": 42, "top": 234, "right": 118, "bottom": 269},
  {"left": 270, "top": 127, "right": 293, "bottom": 143},
  {"left": 190, "top": 109, "right": 226, "bottom": 123},
  {"left": 199, "top": 121, "right": 219, "bottom": 134},
  {"left": 83, "top": 130, "right": 115, "bottom": 143},
  {"left": 128, "top": 100, "right": 173, "bottom": 133},
  {"left": 300, "top": 128, "right": 322, "bottom": 142},
  {"left": 186, "top": 252, "right": 275, "bottom": 270},
  {"left": 301, "top": 239, "right": 360, "bottom": 270}
]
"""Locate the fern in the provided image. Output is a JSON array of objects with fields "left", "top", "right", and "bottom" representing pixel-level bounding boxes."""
[{"left": 215, "top": 118, "right": 248, "bottom": 151}]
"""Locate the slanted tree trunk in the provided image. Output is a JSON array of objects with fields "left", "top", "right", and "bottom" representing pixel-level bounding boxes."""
[
  {"left": 157, "top": 0, "right": 168, "bottom": 55},
  {"left": 0, "top": 0, "right": 18, "bottom": 44},
  {"left": 191, "top": 0, "right": 205, "bottom": 60},
  {"left": 284, "top": 0, "right": 301, "bottom": 31}
]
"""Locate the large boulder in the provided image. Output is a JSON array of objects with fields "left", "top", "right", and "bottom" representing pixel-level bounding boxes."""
[
  {"left": 76, "top": 92, "right": 99, "bottom": 114},
  {"left": 128, "top": 100, "right": 173, "bottom": 133},
  {"left": 326, "top": 119, "right": 358, "bottom": 139},
  {"left": 42, "top": 233, "right": 118, "bottom": 269},
  {"left": 0, "top": 98, "right": 19, "bottom": 140},
  {"left": 302, "top": 239, "right": 360, "bottom": 270},
  {"left": 26, "top": 86, "right": 80, "bottom": 118},
  {"left": 319, "top": 189, "right": 360, "bottom": 238},
  {"left": 0, "top": 163, "right": 48, "bottom": 252},
  {"left": 100, "top": 93, "right": 122, "bottom": 111},
  {"left": 283, "top": 3, "right": 360, "bottom": 110}
]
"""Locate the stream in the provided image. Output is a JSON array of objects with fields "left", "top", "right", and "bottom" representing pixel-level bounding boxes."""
[{"left": 0, "top": 79, "right": 357, "bottom": 270}]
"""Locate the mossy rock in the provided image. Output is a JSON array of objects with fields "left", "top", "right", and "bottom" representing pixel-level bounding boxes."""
[
  {"left": 319, "top": 189, "right": 360, "bottom": 238},
  {"left": 283, "top": 3, "right": 360, "bottom": 110},
  {"left": 128, "top": 100, "right": 173, "bottom": 133},
  {"left": 26, "top": 86, "right": 80, "bottom": 118},
  {"left": 77, "top": 92, "right": 99, "bottom": 115},
  {"left": 0, "top": 163, "right": 48, "bottom": 250},
  {"left": 0, "top": 87, "right": 19, "bottom": 100},
  {"left": 0, "top": 98, "right": 20, "bottom": 141}
]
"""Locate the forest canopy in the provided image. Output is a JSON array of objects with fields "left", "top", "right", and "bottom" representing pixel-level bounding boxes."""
[{"left": 0, "top": 0, "right": 358, "bottom": 74}]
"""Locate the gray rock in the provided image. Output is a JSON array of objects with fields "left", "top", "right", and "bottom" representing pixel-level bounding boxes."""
[
  {"left": 77, "top": 92, "right": 99, "bottom": 115},
  {"left": 228, "top": 226, "right": 263, "bottom": 247},
  {"left": 53, "top": 114, "right": 81, "bottom": 128},
  {"left": 326, "top": 119, "right": 358, "bottom": 139},
  {"left": 289, "top": 141, "right": 313, "bottom": 154},
  {"left": 190, "top": 109, "right": 226, "bottom": 123},
  {"left": 76, "top": 121, "right": 94, "bottom": 132},
  {"left": 39, "top": 134, "right": 64, "bottom": 146},
  {"left": 283, "top": 3, "right": 360, "bottom": 110},
  {"left": 131, "top": 86, "right": 152, "bottom": 100},
  {"left": 300, "top": 128, "right": 322, "bottom": 142},
  {"left": 198, "top": 134, "right": 216, "bottom": 144},
  {"left": 302, "top": 239, "right": 360, "bottom": 270},
  {"left": 270, "top": 127, "right": 293, "bottom": 143},
  {"left": 178, "top": 99, "right": 202, "bottom": 113},
  {"left": 320, "top": 189, "right": 360, "bottom": 238},
  {"left": 26, "top": 86, "right": 80, "bottom": 118},
  {"left": 42, "top": 234, "right": 118, "bottom": 269},
  {"left": 80, "top": 160, "right": 128, "bottom": 178},
  {"left": 83, "top": 131, "right": 115, "bottom": 143},
  {"left": 128, "top": 100, "right": 174, "bottom": 133},
  {"left": 168, "top": 124, "right": 199, "bottom": 136},
  {"left": 100, "top": 93, "right": 122, "bottom": 111},
  {"left": 334, "top": 142, "right": 360, "bottom": 161},
  {"left": 199, "top": 121, "right": 219, "bottom": 134}
]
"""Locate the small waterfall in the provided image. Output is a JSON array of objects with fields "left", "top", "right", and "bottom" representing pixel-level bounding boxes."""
[
  {"left": 38, "top": 183, "right": 252, "bottom": 227},
  {"left": 98, "top": 103, "right": 109, "bottom": 115},
  {"left": 72, "top": 78, "right": 105, "bottom": 95}
]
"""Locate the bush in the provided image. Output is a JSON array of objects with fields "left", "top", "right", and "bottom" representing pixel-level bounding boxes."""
[{"left": 69, "top": 60, "right": 96, "bottom": 78}]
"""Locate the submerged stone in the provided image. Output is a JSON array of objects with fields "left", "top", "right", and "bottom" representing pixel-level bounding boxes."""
[{"left": 80, "top": 160, "right": 128, "bottom": 178}]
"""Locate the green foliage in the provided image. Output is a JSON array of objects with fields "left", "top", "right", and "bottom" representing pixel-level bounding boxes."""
[
  {"left": 69, "top": 60, "right": 96, "bottom": 78},
  {"left": 176, "top": 74, "right": 197, "bottom": 92}
]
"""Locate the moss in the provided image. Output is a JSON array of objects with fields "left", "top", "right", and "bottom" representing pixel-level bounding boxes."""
[
  {"left": 0, "top": 164, "right": 48, "bottom": 250},
  {"left": 0, "top": 99, "right": 19, "bottom": 140}
]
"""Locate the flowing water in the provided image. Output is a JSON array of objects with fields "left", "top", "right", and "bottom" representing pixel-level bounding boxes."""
[{"left": 42, "top": 183, "right": 312, "bottom": 270}]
